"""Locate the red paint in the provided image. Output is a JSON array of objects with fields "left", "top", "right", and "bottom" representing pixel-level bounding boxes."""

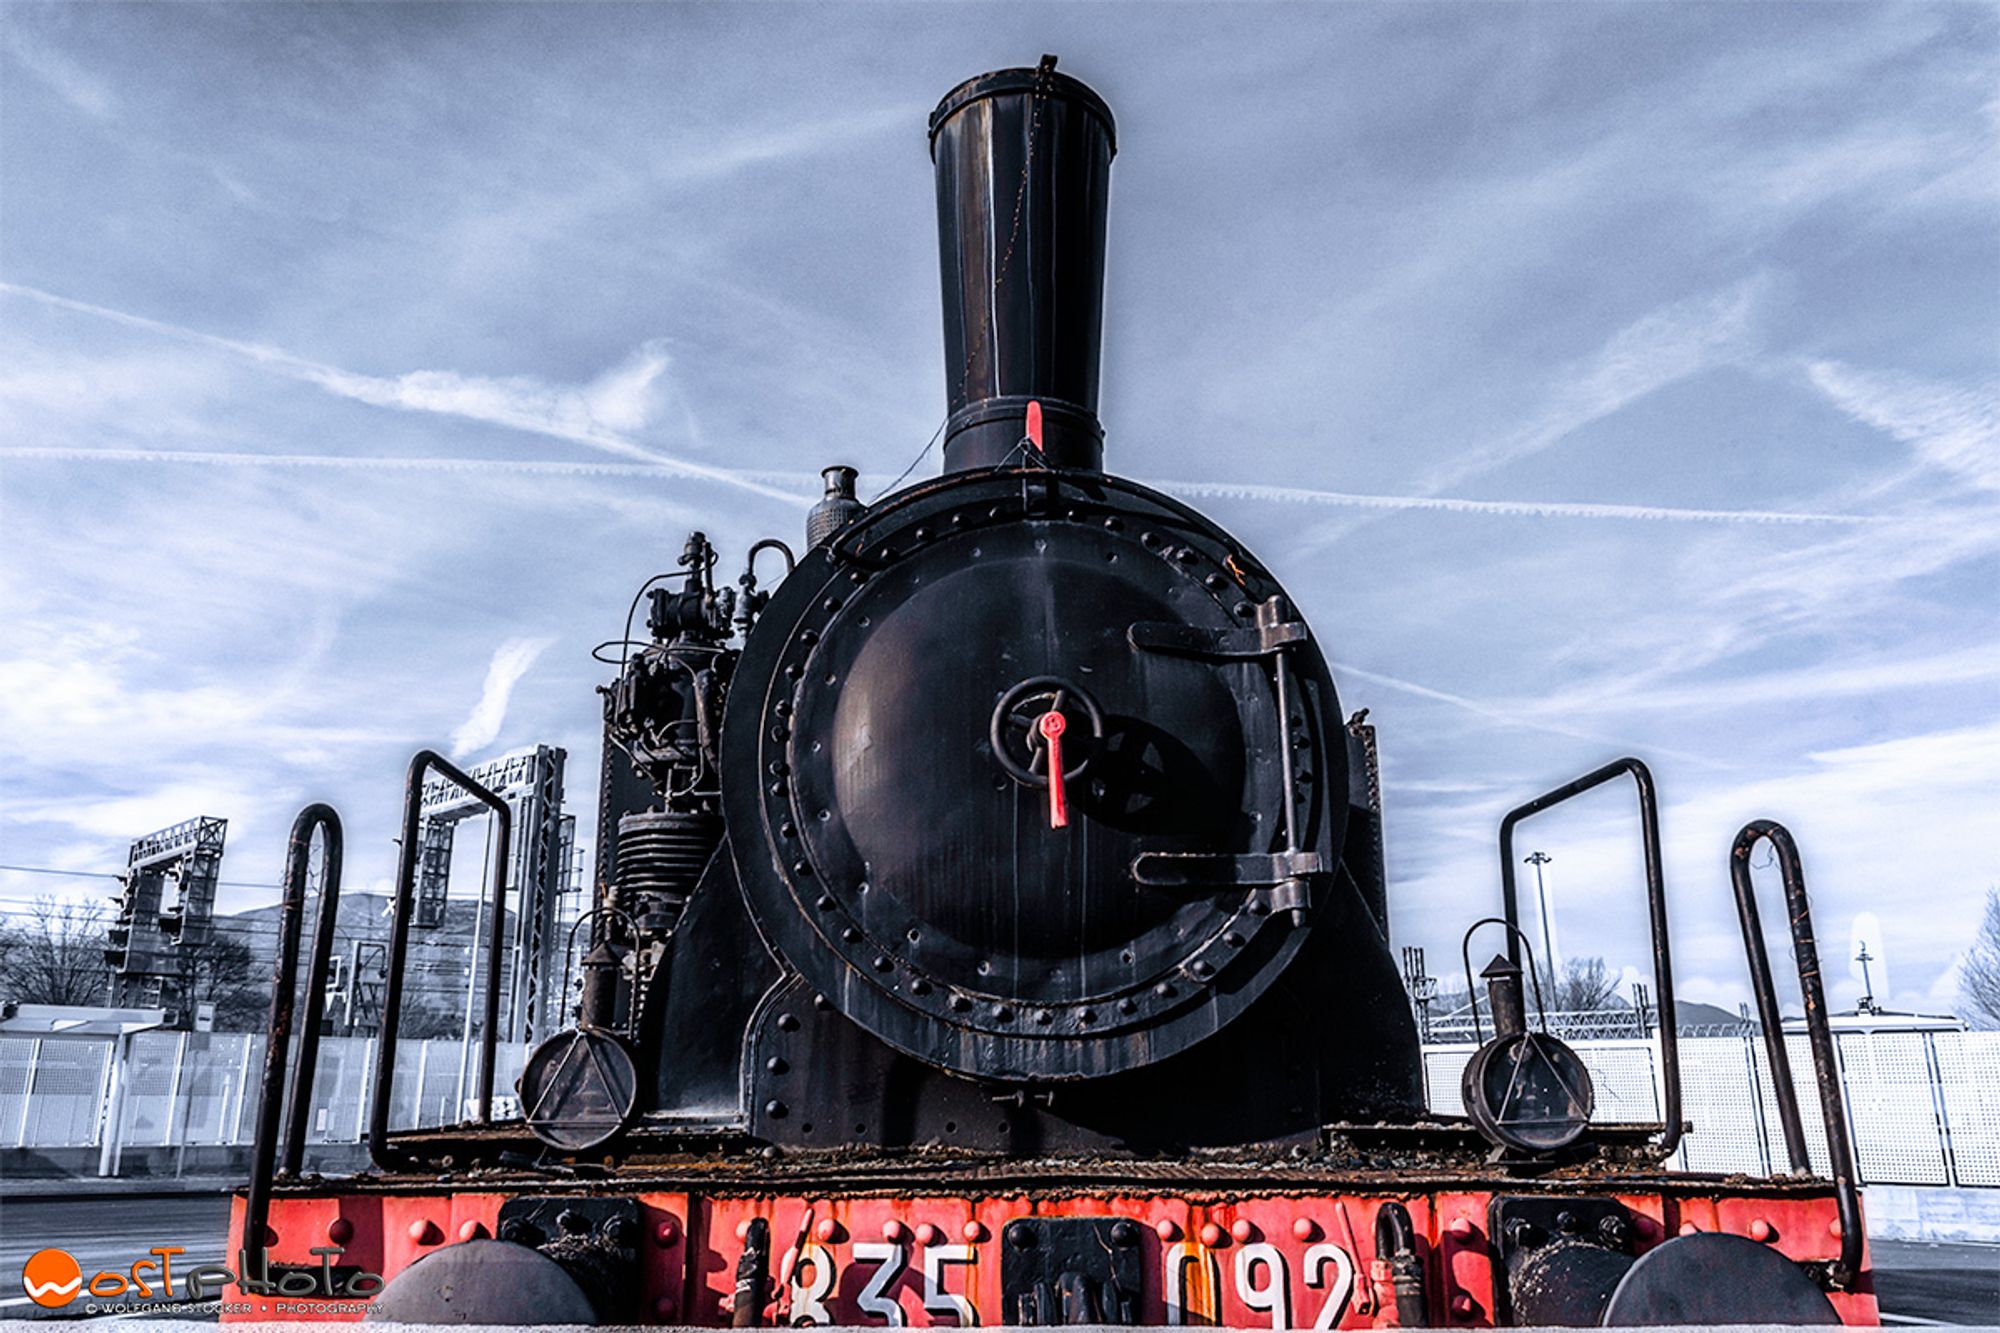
[
  {"left": 457, "top": 1220, "right": 488, "bottom": 1242},
  {"left": 1039, "top": 711, "right": 1068, "bottom": 828},
  {"left": 224, "top": 1184, "right": 1875, "bottom": 1328},
  {"left": 326, "top": 1218, "right": 353, "bottom": 1246},
  {"left": 1026, "top": 400, "right": 1044, "bottom": 451}
]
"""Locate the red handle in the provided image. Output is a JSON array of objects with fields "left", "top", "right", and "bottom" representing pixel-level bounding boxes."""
[{"left": 1038, "top": 710, "right": 1068, "bottom": 829}]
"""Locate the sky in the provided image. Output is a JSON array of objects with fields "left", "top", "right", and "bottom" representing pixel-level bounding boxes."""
[{"left": 1, "top": 1, "right": 1995, "bottom": 1026}]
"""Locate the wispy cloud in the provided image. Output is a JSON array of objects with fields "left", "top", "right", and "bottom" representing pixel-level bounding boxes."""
[
  {"left": 450, "top": 636, "right": 556, "bottom": 760},
  {"left": 0, "top": 22, "right": 117, "bottom": 120},
  {"left": 1419, "top": 276, "right": 1771, "bottom": 495},
  {"left": 1805, "top": 360, "right": 2000, "bottom": 492},
  {"left": 0, "top": 283, "right": 810, "bottom": 505}
]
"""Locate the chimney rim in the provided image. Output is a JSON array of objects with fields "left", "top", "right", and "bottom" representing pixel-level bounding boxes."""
[{"left": 928, "top": 62, "right": 1117, "bottom": 157}]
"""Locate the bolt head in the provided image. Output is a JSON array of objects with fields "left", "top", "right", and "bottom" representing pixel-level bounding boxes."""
[
  {"left": 1292, "top": 1217, "right": 1316, "bottom": 1242},
  {"left": 654, "top": 1296, "right": 678, "bottom": 1318},
  {"left": 1155, "top": 1219, "right": 1180, "bottom": 1241},
  {"left": 656, "top": 1218, "right": 681, "bottom": 1246},
  {"left": 1006, "top": 1221, "right": 1037, "bottom": 1250},
  {"left": 915, "top": 1223, "right": 940, "bottom": 1246},
  {"left": 1199, "top": 1222, "right": 1225, "bottom": 1247},
  {"left": 1750, "top": 1219, "right": 1774, "bottom": 1242},
  {"left": 1447, "top": 1217, "right": 1475, "bottom": 1240},
  {"left": 457, "top": 1219, "right": 487, "bottom": 1242},
  {"left": 1111, "top": 1219, "right": 1141, "bottom": 1249},
  {"left": 881, "top": 1219, "right": 905, "bottom": 1242},
  {"left": 962, "top": 1220, "right": 986, "bottom": 1242},
  {"left": 407, "top": 1219, "right": 437, "bottom": 1244},
  {"left": 1450, "top": 1294, "right": 1476, "bottom": 1317},
  {"left": 327, "top": 1218, "right": 354, "bottom": 1246},
  {"left": 1230, "top": 1218, "right": 1255, "bottom": 1242},
  {"left": 814, "top": 1218, "right": 840, "bottom": 1243},
  {"left": 736, "top": 1219, "right": 754, "bottom": 1241}
]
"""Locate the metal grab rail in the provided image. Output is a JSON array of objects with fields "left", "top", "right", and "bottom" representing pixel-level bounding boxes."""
[
  {"left": 1497, "top": 757, "right": 1683, "bottom": 1153},
  {"left": 243, "top": 803, "right": 343, "bottom": 1262},
  {"left": 369, "top": 750, "right": 512, "bottom": 1170},
  {"left": 1729, "top": 819, "right": 1863, "bottom": 1288}
]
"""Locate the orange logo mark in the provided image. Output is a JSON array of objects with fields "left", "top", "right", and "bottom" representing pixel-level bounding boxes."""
[{"left": 22, "top": 1248, "right": 83, "bottom": 1309}]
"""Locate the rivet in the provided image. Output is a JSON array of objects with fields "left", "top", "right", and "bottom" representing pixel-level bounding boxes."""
[
  {"left": 1447, "top": 1217, "right": 1475, "bottom": 1239},
  {"left": 816, "top": 895, "right": 835, "bottom": 911},
  {"left": 992, "top": 1005, "right": 1014, "bottom": 1023},
  {"left": 1828, "top": 1218, "right": 1844, "bottom": 1238},
  {"left": 777, "top": 1012, "right": 800, "bottom": 1032},
  {"left": 822, "top": 597, "right": 841, "bottom": 612},
  {"left": 881, "top": 1219, "right": 906, "bottom": 1242},
  {"left": 655, "top": 1218, "right": 680, "bottom": 1246},
  {"left": 1006, "top": 1221, "right": 1037, "bottom": 1250},
  {"left": 873, "top": 955, "right": 893, "bottom": 972},
  {"left": 1035, "top": 1008, "right": 1055, "bottom": 1025},
  {"left": 815, "top": 1218, "right": 840, "bottom": 1242},
  {"left": 1078, "top": 1009, "right": 1095, "bottom": 1025},
  {"left": 458, "top": 1219, "right": 488, "bottom": 1241},
  {"left": 1680, "top": 1222, "right": 1700, "bottom": 1237},
  {"left": 949, "top": 994, "right": 972, "bottom": 1012},
  {"left": 1292, "top": 1217, "right": 1316, "bottom": 1242},
  {"left": 1199, "top": 1221, "right": 1226, "bottom": 1247},
  {"left": 843, "top": 926, "right": 863, "bottom": 943},
  {"left": 768, "top": 781, "right": 786, "bottom": 796},
  {"left": 768, "top": 760, "right": 788, "bottom": 775},
  {"left": 1155, "top": 1219, "right": 1180, "bottom": 1241},
  {"left": 765, "top": 1100, "right": 787, "bottom": 1119},
  {"left": 779, "top": 821, "right": 797, "bottom": 839},
  {"left": 1205, "top": 573, "right": 1227, "bottom": 591},
  {"left": 792, "top": 860, "right": 813, "bottom": 877},
  {"left": 962, "top": 1220, "right": 986, "bottom": 1242},
  {"left": 736, "top": 1219, "right": 754, "bottom": 1241},
  {"left": 1119, "top": 998, "right": 1138, "bottom": 1015},
  {"left": 655, "top": 1295, "right": 678, "bottom": 1318},
  {"left": 911, "top": 978, "right": 933, "bottom": 996},
  {"left": 813, "top": 993, "right": 833, "bottom": 1010},
  {"left": 407, "top": 1219, "right": 439, "bottom": 1244},
  {"left": 915, "top": 1223, "right": 940, "bottom": 1246},
  {"left": 1154, "top": 982, "right": 1175, "bottom": 998},
  {"left": 1750, "top": 1219, "right": 1774, "bottom": 1242},
  {"left": 1633, "top": 1215, "right": 1658, "bottom": 1237},
  {"left": 785, "top": 663, "right": 802, "bottom": 680},
  {"left": 1191, "top": 960, "right": 1215, "bottom": 979},
  {"left": 800, "top": 629, "right": 820, "bottom": 645},
  {"left": 1234, "top": 600, "right": 1254, "bottom": 618},
  {"left": 1450, "top": 1294, "right": 1476, "bottom": 1317},
  {"left": 327, "top": 1218, "right": 354, "bottom": 1245},
  {"left": 1225, "top": 931, "right": 1246, "bottom": 948},
  {"left": 1231, "top": 1218, "right": 1255, "bottom": 1242},
  {"left": 1111, "top": 1219, "right": 1141, "bottom": 1248}
]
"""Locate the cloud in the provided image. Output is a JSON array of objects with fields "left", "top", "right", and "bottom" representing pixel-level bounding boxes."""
[
  {"left": 0, "top": 22, "right": 117, "bottom": 120},
  {"left": 1805, "top": 360, "right": 2000, "bottom": 492},
  {"left": 0, "top": 283, "right": 811, "bottom": 505},
  {"left": 1419, "top": 276, "right": 1771, "bottom": 495},
  {"left": 450, "top": 637, "right": 556, "bottom": 760},
  {"left": 1152, "top": 477, "right": 1882, "bottom": 527}
]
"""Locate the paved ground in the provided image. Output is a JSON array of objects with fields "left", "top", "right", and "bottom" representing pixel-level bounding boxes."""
[{"left": 1, "top": 1194, "right": 1994, "bottom": 1323}]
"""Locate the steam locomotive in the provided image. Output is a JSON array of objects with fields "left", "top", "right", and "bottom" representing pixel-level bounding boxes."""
[{"left": 228, "top": 59, "right": 1878, "bottom": 1327}]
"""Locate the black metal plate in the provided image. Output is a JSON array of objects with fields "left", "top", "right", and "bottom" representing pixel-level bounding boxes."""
[
  {"left": 1000, "top": 1216, "right": 1145, "bottom": 1325},
  {"left": 1602, "top": 1233, "right": 1841, "bottom": 1325}
]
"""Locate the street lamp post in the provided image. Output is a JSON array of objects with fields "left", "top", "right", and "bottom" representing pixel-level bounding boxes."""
[{"left": 1525, "top": 850, "right": 1558, "bottom": 1003}]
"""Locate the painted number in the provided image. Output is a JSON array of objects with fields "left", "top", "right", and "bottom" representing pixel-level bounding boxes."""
[
  {"left": 852, "top": 1242, "right": 908, "bottom": 1326},
  {"left": 1164, "top": 1242, "right": 1222, "bottom": 1327},
  {"left": 1235, "top": 1244, "right": 1291, "bottom": 1331},
  {"left": 922, "top": 1243, "right": 978, "bottom": 1325},
  {"left": 785, "top": 1243, "right": 835, "bottom": 1327},
  {"left": 1303, "top": 1242, "right": 1356, "bottom": 1330}
]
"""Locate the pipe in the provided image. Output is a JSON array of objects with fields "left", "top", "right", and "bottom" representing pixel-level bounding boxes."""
[
  {"left": 1730, "top": 819, "right": 1864, "bottom": 1289},
  {"left": 245, "top": 803, "right": 342, "bottom": 1265},
  {"left": 1497, "top": 758, "right": 1683, "bottom": 1154},
  {"left": 931, "top": 55, "right": 1115, "bottom": 472},
  {"left": 370, "top": 751, "right": 512, "bottom": 1170},
  {"left": 1373, "top": 1202, "right": 1426, "bottom": 1327}
]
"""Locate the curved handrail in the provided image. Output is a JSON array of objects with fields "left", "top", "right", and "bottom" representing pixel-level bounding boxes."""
[
  {"left": 1497, "top": 757, "right": 1682, "bottom": 1153},
  {"left": 243, "top": 803, "right": 342, "bottom": 1263},
  {"left": 1730, "top": 819, "right": 1863, "bottom": 1288},
  {"left": 369, "top": 750, "right": 512, "bottom": 1170}
]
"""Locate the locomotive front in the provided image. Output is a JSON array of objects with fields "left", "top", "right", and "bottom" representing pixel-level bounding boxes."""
[{"left": 223, "top": 58, "right": 1880, "bottom": 1330}]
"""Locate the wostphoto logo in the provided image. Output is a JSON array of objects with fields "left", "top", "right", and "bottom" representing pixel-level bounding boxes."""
[{"left": 21, "top": 1248, "right": 84, "bottom": 1309}]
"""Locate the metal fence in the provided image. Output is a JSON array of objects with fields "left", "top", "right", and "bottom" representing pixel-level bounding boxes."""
[
  {"left": 0, "top": 1032, "right": 529, "bottom": 1159},
  {"left": 1423, "top": 1028, "right": 2000, "bottom": 1188},
  {"left": 6, "top": 1028, "right": 1998, "bottom": 1188}
]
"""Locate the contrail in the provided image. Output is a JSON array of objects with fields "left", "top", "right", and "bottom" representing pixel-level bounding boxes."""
[
  {"left": 0, "top": 444, "right": 818, "bottom": 490},
  {"left": 1149, "top": 478, "right": 1887, "bottom": 527},
  {"left": 3, "top": 445, "right": 1886, "bottom": 528},
  {"left": 0, "top": 282, "right": 810, "bottom": 505}
]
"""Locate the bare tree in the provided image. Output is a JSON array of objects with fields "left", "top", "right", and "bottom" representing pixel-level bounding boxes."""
[
  {"left": 1547, "top": 956, "right": 1621, "bottom": 1013},
  {"left": 181, "top": 931, "right": 272, "bottom": 1031},
  {"left": 2, "top": 897, "right": 109, "bottom": 1005},
  {"left": 1961, "top": 887, "right": 2000, "bottom": 1029}
]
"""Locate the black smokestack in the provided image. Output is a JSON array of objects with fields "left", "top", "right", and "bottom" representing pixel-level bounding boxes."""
[{"left": 929, "top": 56, "right": 1115, "bottom": 472}]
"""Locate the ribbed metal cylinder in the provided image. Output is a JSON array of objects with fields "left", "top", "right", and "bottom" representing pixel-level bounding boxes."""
[{"left": 615, "top": 810, "right": 721, "bottom": 931}]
